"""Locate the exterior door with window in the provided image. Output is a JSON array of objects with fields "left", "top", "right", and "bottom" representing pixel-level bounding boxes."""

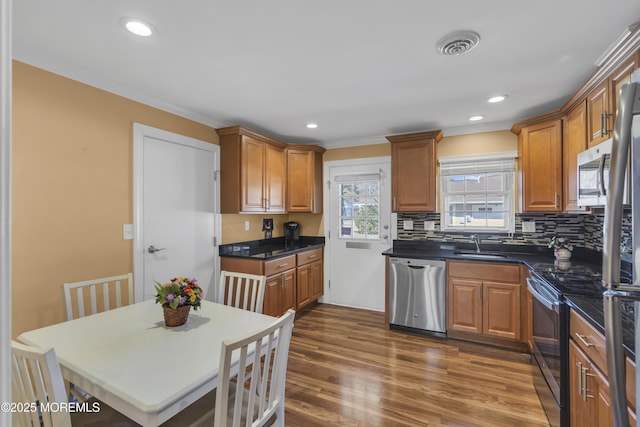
[{"left": 325, "top": 158, "right": 391, "bottom": 311}]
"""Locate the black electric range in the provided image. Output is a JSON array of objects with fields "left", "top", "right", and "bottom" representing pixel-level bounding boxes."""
[{"left": 531, "top": 262, "right": 606, "bottom": 298}]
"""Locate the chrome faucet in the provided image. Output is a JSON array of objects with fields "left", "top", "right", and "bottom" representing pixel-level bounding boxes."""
[{"left": 470, "top": 235, "right": 481, "bottom": 253}]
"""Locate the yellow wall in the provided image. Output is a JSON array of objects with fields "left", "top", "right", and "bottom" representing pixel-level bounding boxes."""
[
  {"left": 322, "top": 143, "right": 390, "bottom": 162},
  {"left": 438, "top": 130, "right": 517, "bottom": 157},
  {"left": 12, "top": 61, "right": 218, "bottom": 337}
]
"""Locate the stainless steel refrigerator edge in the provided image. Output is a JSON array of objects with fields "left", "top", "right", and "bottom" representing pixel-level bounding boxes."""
[
  {"left": 603, "top": 70, "right": 640, "bottom": 427},
  {"left": 389, "top": 257, "right": 446, "bottom": 336}
]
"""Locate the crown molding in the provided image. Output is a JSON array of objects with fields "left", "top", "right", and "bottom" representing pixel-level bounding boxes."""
[{"left": 13, "top": 46, "right": 227, "bottom": 129}]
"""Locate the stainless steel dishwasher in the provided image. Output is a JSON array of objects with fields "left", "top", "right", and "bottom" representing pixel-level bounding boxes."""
[{"left": 389, "top": 257, "right": 446, "bottom": 336}]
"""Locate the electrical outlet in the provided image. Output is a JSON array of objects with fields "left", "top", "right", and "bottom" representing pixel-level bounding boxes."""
[
  {"left": 424, "top": 221, "right": 435, "bottom": 231},
  {"left": 244, "top": 221, "right": 250, "bottom": 231},
  {"left": 522, "top": 221, "right": 536, "bottom": 233},
  {"left": 402, "top": 220, "right": 414, "bottom": 230}
]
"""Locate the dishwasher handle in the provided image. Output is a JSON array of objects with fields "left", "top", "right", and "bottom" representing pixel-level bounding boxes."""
[{"left": 408, "top": 265, "right": 426, "bottom": 270}]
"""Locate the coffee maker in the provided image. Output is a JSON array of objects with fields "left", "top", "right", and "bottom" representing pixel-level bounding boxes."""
[{"left": 283, "top": 221, "right": 300, "bottom": 245}]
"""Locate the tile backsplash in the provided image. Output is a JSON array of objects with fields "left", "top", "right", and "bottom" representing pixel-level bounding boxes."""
[{"left": 396, "top": 212, "right": 632, "bottom": 253}]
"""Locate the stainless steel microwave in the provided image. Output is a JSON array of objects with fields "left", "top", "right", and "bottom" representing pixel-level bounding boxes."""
[{"left": 577, "top": 138, "right": 630, "bottom": 207}]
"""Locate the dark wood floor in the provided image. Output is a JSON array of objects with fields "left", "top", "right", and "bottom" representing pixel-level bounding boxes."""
[{"left": 285, "top": 304, "right": 549, "bottom": 427}]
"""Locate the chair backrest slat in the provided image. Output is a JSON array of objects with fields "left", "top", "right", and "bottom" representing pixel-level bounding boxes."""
[
  {"left": 11, "top": 341, "right": 72, "bottom": 427},
  {"left": 213, "top": 309, "right": 295, "bottom": 427},
  {"left": 63, "top": 273, "right": 133, "bottom": 320},
  {"left": 219, "top": 271, "right": 266, "bottom": 314}
]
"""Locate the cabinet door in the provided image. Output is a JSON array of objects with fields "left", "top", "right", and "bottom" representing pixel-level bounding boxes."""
[
  {"left": 570, "top": 340, "right": 594, "bottom": 427},
  {"left": 282, "top": 269, "right": 296, "bottom": 312},
  {"left": 610, "top": 57, "right": 637, "bottom": 130},
  {"left": 391, "top": 139, "right": 436, "bottom": 212},
  {"left": 520, "top": 120, "right": 563, "bottom": 212},
  {"left": 263, "top": 274, "right": 282, "bottom": 317},
  {"left": 265, "top": 143, "right": 286, "bottom": 213},
  {"left": 287, "top": 149, "right": 314, "bottom": 212},
  {"left": 310, "top": 260, "right": 323, "bottom": 299},
  {"left": 296, "top": 264, "right": 312, "bottom": 309},
  {"left": 447, "top": 278, "right": 482, "bottom": 334},
  {"left": 241, "top": 136, "right": 266, "bottom": 212},
  {"left": 482, "top": 281, "right": 521, "bottom": 340},
  {"left": 563, "top": 101, "right": 587, "bottom": 212},
  {"left": 587, "top": 80, "right": 611, "bottom": 147}
]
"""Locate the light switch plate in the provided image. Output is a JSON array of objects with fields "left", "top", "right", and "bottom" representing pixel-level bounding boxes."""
[
  {"left": 402, "top": 220, "right": 414, "bottom": 230},
  {"left": 123, "top": 224, "right": 134, "bottom": 240},
  {"left": 522, "top": 221, "right": 536, "bottom": 233},
  {"left": 424, "top": 221, "right": 435, "bottom": 231}
]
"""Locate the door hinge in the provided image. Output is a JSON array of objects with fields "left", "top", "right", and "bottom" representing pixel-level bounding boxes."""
[
  {"left": 213, "top": 236, "right": 217, "bottom": 246},
  {"left": 328, "top": 280, "right": 331, "bottom": 289},
  {"left": 328, "top": 230, "right": 331, "bottom": 239},
  {"left": 214, "top": 170, "right": 219, "bottom": 182},
  {"left": 327, "top": 180, "right": 331, "bottom": 189}
]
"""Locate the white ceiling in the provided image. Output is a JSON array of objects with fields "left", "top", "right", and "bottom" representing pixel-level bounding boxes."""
[{"left": 12, "top": 1, "right": 640, "bottom": 147}]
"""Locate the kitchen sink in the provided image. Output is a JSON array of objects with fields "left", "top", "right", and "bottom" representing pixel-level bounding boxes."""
[{"left": 453, "top": 251, "right": 509, "bottom": 260}]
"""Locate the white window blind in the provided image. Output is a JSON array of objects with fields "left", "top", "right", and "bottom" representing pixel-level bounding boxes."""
[{"left": 439, "top": 153, "right": 516, "bottom": 232}]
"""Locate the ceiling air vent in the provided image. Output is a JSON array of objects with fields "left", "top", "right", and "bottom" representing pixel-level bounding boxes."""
[{"left": 436, "top": 31, "right": 481, "bottom": 56}]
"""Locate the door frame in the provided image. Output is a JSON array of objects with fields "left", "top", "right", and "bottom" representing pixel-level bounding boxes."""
[
  {"left": 322, "top": 156, "right": 392, "bottom": 307},
  {"left": 132, "top": 123, "right": 221, "bottom": 302}
]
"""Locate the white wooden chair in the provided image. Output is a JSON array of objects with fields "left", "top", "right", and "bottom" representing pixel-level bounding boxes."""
[
  {"left": 11, "top": 341, "right": 138, "bottom": 427},
  {"left": 161, "top": 309, "right": 295, "bottom": 427},
  {"left": 219, "top": 271, "right": 266, "bottom": 314},
  {"left": 63, "top": 273, "right": 134, "bottom": 321}
]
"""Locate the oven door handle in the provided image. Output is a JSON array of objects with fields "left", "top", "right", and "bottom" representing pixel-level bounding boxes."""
[{"left": 526, "top": 278, "right": 558, "bottom": 311}]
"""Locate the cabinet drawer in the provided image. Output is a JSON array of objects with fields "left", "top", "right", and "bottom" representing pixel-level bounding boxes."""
[
  {"left": 570, "top": 309, "right": 607, "bottom": 376},
  {"left": 264, "top": 255, "right": 296, "bottom": 277},
  {"left": 447, "top": 261, "right": 520, "bottom": 282},
  {"left": 297, "top": 248, "right": 322, "bottom": 266}
]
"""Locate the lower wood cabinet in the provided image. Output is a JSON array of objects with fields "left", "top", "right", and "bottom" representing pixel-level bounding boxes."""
[
  {"left": 447, "top": 261, "right": 524, "bottom": 347},
  {"left": 263, "top": 269, "right": 296, "bottom": 317},
  {"left": 569, "top": 309, "right": 637, "bottom": 426},
  {"left": 220, "top": 246, "right": 324, "bottom": 317}
]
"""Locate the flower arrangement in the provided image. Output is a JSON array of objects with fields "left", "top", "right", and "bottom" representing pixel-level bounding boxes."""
[
  {"left": 155, "top": 277, "right": 203, "bottom": 311},
  {"left": 548, "top": 236, "right": 574, "bottom": 252}
]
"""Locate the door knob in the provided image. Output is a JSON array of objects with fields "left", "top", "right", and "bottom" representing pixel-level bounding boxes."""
[{"left": 148, "top": 245, "right": 166, "bottom": 254}]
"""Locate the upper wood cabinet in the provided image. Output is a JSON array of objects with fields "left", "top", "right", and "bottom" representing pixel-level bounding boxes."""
[
  {"left": 217, "top": 126, "right": 286, "bottom": 214},
  {"left": 387, "top": 130, "right": 442, "bottom": 212},
  {"left": 286, "top": 145, "right": 325, "bottom": 214},
  {"left": 563, "top": 101, "right": 587, "bottom": 212},
  {"left": 517, "top": 119, "right": 563, "bottom": 212},
  {"left": 587, "top": 80, "right": 611, "bottom": 147},
  {"left": 587, "top": 56, "right": 637, "bottom": 148},
  {"left": 610, "top": 56, "right": 637, "bottom": 130}
]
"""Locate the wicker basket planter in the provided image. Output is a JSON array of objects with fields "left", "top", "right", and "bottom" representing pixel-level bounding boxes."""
[{"left": 163, "top": 305, "right": 191, "bottom": 327}]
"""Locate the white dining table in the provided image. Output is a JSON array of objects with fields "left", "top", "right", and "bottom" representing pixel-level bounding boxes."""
[{"left": 17, "top": 300, "right": 278, "bottom": 426}]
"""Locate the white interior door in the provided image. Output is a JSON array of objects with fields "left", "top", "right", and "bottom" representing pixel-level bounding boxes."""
[
  {"left": 133, "top": 124, "right": 220, "bottom": 302},
  {"left": 324, "top": 157, "right": 391, "bottom": 311}
]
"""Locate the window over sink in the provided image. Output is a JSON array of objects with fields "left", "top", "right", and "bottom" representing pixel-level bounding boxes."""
[{"left": 439, "top": 153, "right": 516, "bottom": 232}]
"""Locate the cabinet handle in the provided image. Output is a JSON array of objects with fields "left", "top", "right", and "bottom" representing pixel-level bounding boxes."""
[
  {"left": 577, "top": 361, "right": 583, "bottom": 399},
  {"left": 583, "top": 368, "right": 595, "bottom": 399},
  {"left": 278, "top": 263, "right": 289, "bottom": 268},
  {"left": 308, "top": 255, "right": 316, "bottom": 258},
  {"left": 393, "top": 197, "right": 397, "bottom": 211},
  {"left": 575, "top": 333, "right": 594, "bottom": 348},
  {"left": 603, "top": 112, "right": 612, "bottom": 136},
  {"left": 555, "top": 192, "right": 559, "bottom": 209},
  {"left": 600, "top": 113, "right": 605, "bottom": 138}
]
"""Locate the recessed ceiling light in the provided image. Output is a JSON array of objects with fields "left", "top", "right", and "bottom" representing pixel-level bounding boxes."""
[
  {"left": 122, "top": 18, "right": 155, "bottom": 37},
  {"left": 468, "top": 115, "right": 485, "bottom": 121},
  {"left": 306, "top": 123, "right": 318, "bottom": 129},
  {"left": 487, "top": 95, "right": 508, "bottom": 103}
]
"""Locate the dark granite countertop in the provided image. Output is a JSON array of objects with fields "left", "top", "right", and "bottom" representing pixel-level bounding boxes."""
[
  {"left": 566, "top": 295, "right": 636, "bottom": 358},
  {"left": 219, "top": 236, "right": 325, "bottom": 260},
  {"left": 383, "top": 239, "right": 635, "bottom": 357}
]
